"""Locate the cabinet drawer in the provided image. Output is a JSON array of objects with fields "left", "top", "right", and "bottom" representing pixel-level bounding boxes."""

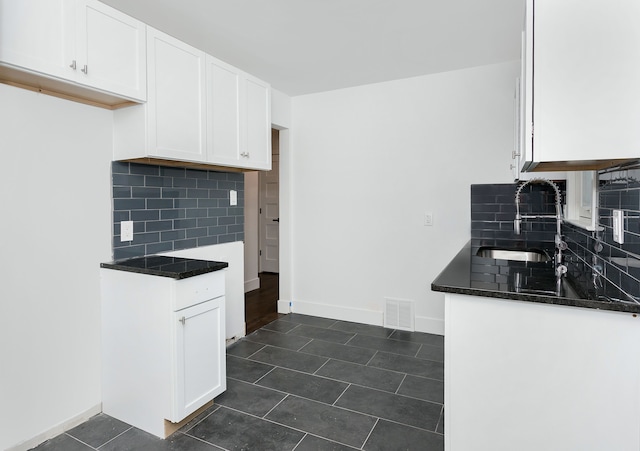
[{"left": 173, "top": 270, "right": 225, "bottom": 311}]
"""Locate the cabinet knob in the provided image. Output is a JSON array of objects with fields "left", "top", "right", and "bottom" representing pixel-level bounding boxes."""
[
  {"left": 179, "top": 316, "right": 186, "bottom": 325},
  {"left": 81, "top": 65, "right": 88, "bottom": 74},
  {"left": 69, "top": 60, "right": 77, "bottom": 70}
]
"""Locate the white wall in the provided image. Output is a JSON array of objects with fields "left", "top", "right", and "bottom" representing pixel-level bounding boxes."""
[
  {"left": 288, "top": 61, "right": 519, "bottom": 334},
  {"left": 0, "top": 84, "right": 112, "bottom": 450}
]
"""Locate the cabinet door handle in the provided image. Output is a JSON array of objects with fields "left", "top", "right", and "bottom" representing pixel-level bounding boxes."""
[
  {"left": 179, "top": 316, "right": 186, "bottom": 325},
  {"left": 81, "top": 65, "right": 88, "bottom": 74},
  {"left": 69, "top": 60, "right": 76, "bottom": 70}
]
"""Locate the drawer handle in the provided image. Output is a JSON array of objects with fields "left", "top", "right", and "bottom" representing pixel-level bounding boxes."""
[
  {"left": 179, "top": 316, "right": 186, "bottom": 325},
  {"left": 69, "top": 60, "right": 76, "bottom": 70}
]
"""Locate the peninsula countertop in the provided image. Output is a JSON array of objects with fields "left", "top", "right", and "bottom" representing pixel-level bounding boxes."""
[
  {"left": 431, "top": 241, "right": 640, "bottom": 315},
  {"left": 100, "top": 255, "right": 228, "bottom": 279}
]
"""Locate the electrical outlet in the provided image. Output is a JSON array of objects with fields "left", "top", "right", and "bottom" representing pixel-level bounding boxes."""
[
  {"left": 121, "top": 221, "right": 134, "bottom": 242},
  {"left": 230, "top": 190, "right": 237, "bottom": 206},
  {"left": 613, "top": 209, "right": 624, "bottom": 244},
  {"left": 424, "top": 212, "right": 433, "bottom": 226}
]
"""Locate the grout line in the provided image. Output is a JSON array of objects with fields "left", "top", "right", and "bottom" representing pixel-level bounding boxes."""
[
  {"left": 179, "top": 431, "right": 229, "bottom": 451},
  {"left": 332, "top": 383, "right": 352, "bottom": 407},
  {"left": 94, "top": 426, "right": 133, "bottom": 449},
  {"left": 395, "top": 373, "right": 408, "bottom": 395},
  {"left": 64, "top": 433, "right": 100, "bottom": 450},
  {"left": 360, "top": 418, "right": 379, "bottom": 450}
]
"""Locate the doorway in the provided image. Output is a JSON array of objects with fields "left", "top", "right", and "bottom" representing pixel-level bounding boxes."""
[{"left": 259, "top": 129, "right": 280, "bottom": 273}]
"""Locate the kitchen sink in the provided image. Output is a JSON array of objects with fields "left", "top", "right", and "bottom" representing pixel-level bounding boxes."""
[{"left": 476, "top": 247, "right": 551, "bottom": 263}]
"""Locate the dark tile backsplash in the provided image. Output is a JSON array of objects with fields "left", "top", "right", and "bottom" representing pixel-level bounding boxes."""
[
  {"left": 471, "top": 181, "right": 565, "bottom": 252},
  {"left": 472, "top": 171, "right": 640, "bottom": 305},
  {"left": 111, "top": 162, "right": 244, "bottom": 260},
  {"left": 563, "top": 168, "right": 640, "bottom": 304}
]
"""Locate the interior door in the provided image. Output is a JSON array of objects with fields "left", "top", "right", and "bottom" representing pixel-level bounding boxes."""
[{"left": 259, "top": 130, "right": 279, "bottom": 273}]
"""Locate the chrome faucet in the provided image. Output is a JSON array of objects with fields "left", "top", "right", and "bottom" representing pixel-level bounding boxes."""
[{"left": 514, "top": 178, "right": 567, "bottom": 284}]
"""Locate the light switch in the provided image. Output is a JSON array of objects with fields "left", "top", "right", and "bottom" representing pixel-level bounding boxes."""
[
  {"left": 121, "top": 221, "right": 134, "bottom": 242},
  {"left": 613, "top": 209, "right": 624, "bottom": 244},
  {"left": 424, "top": 212, "right": 434, "bottom": 226},
  {"left": 230, "top": 190, "right": 237, "bottom": 206}
]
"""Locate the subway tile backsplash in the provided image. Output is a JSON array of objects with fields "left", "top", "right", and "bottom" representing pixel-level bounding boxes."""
[
  {"left": 472, "top": 171, "right": 640, "bottom": 305},
  {"left": 471, "top": 181, "right": 565, "bottom": 252},
  {"left": 111, "top": 162, "right": 244, "bottom": 260}
]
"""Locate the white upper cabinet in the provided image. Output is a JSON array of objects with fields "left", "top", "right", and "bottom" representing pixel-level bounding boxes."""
[
  {"left": 244, "top": 74, "right": 272, "bottom": 170},
  {"left": 0, "top": 0, "right": 74, "bottom": 81},
  {"left": 521, "top": 0, "right": 640, "bottom": 172},
  {"left": 0, "top": 0, "right": 146, "bottom": 105},
  {"left": 206, "top": 56, "right": 242, "bottom": 167},
  {"left": 76, "top": 0, "right": 146, "bottom": 101},
  {"left": 206, "top": 56, "right": 271, "bottom": 171},
  {"left": 146, "top": 27, "right": 207, "bottom": 161},
  {"left": 115, "top": 35, "right": 271, "bottom": 170}
]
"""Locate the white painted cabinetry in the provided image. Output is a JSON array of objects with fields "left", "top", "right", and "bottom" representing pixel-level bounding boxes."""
[
  {"left": 206, "top": 56, "right": 272, "bottom": 171},
  {"left": 101, "top": 269, "right": 226, "bottom": 439},
  {"left": 445, "top": 293, "right": 640, "bottom": 451},
  {"left": 520, "top": 0, "right": 640, "bottom": 171},
  {"left": 113, "top": 28, "right": 271, "bottom": 170},
  {"left": 0, "top": 0, "right": 146, "bottom": 105}
]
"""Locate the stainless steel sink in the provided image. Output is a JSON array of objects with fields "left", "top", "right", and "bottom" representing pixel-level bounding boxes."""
[{"left": 476, "top": 247, "right": 551, "bottom": 262}]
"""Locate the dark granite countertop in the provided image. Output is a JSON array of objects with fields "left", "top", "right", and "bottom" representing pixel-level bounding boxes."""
[
  {"left": 432, "top": 241, "right": 640, "bottom": 314},
  {"left": 100, "top": 255, "right": 228, "bottom": 279}
]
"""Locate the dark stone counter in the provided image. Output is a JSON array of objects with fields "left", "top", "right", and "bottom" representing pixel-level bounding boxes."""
[
  {"left": 432, "top": 241, "right": 640, "bottom": 314},
  {"left": 100, "top": 255, "right": 228, "bottom": 279}
]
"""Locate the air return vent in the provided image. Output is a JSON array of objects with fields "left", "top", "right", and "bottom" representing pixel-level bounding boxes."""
[{"left": 383, "top": 298, "right": 415, "bottom": 331}]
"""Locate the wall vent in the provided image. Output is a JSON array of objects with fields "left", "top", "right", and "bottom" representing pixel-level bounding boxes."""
[{"left": 383, "top": 298, "right": 415, "bottom": 331}]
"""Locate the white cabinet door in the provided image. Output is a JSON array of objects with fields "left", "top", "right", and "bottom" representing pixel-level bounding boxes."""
[
  {"left": 244, "top": 75, "right": 272, "bottom": 170},
  {"left": 521, "top": 0, "right": 640, "bottom": 170},
  {"left": 172, "top": 297, "right": 226, "bottom": 421},
  {"left": 206, "top": 56, "right": 242, "bottom": 166},
  {"left": 147, "top": 27, "right": 207, "bottom": 161},
  {"left": 77, "top": 0, "right": 146, "bottom": 101},
  {"left": 0, "top": 0, "right": 75, "bottom": 80}
]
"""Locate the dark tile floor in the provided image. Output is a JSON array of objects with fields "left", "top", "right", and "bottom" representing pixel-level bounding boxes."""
[{"left": 33, "top": 314, "right": 444, "bottom": 451}]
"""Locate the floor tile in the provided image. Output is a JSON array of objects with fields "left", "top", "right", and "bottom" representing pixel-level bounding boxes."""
[
  {"left": 101, "top": 427, "right": 220, "bottom": 450},
  {"left": 315, "top": 359, "right": 404, "bottom": 392},
  {"left": 329, "top": 320, "right": 394, "bottom": 338},
  {"left": 397, "top": 375, "right": 444, "bottom": 404},
  {"left": 66, "top": 413, "right": 130, "bottom": 448},
  {"left": 279, "top": 313, "right": 338, "bottom": 328},
  {"left": 299, "top": 339, "right": 376, "bottom": 365},
  {"left": 31, "top": 434, "right": 94, "bottom": 451},
  {"left": 189, "top": 406, "right": 304, "bottom": 451},
  {"left": 347, "top": 334, "right": 421, "bottom": 357},
  {"left": 245, "top": 329, "right": 311, "bottom": 351},
  {"left": 388, "top": 330, "right": 444, "bottom": 347},
  {"left": 226, "top": 340, "right": 265, "bottom": 358},
  {"left": 416, "top": 344, "right": 445, "bottom": 362},
  {"left": 294, "top": 434, "right": 360, "bottom": 450},
  {"left": 250, "top": 345, "right": 328, "bottom": 373},
  {"left": 364, "top": 420, "right": 444, "bottom": 451},
  {"left": 287, "top": 324, "right": 355, "bottom": 344},
  {"left": 336, "top": 385, "right": 441, "bottom": 431},
  {"left": 226, "top": 355, "right": 274, "bottom": 383},
  {"left": 368, "top": 351, "right": 444, "bottom": 380},
  {"left": 261, "top": 319, "right": 301, "bottom": 333},
  {"left": 257, "top": 367, "right": 348, "bottom": 404},
  {"left": 213, "top": 378, "right": 286, "bottom": 417},
  {"left": 266, "top": 396, "right": 376, "bottom": 448}
]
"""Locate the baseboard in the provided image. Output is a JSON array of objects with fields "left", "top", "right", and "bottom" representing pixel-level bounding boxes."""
[
  {"left": 277, "top": 299, "right": 291, "bottom": 314},
  {"left": 287, "top": 299, "right": 383, "bottom": 327},
  {"left": 415, "top": 315, "right": 445, "bottom": 336},
  {"left": 244, "top": 277, "right": 260, "bottom": 293},
  {"left": 281, "top": 299, "right": 445, "bottom": 336},
  {"left": 8, "top": 403, "right": 102, "bottom": 451}
]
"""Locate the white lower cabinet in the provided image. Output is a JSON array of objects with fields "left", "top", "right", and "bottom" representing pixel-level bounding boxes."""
[
  {"left": 101, "top": 269, "right": 226, "bottom": 439},
  {"left": 445, "top": 293, "right": 640, "bottom": 451}
]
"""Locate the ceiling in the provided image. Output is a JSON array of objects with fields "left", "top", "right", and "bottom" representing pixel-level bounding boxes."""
[{"left": 100, "top": 0, "right": 525, "bottom": 97}]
